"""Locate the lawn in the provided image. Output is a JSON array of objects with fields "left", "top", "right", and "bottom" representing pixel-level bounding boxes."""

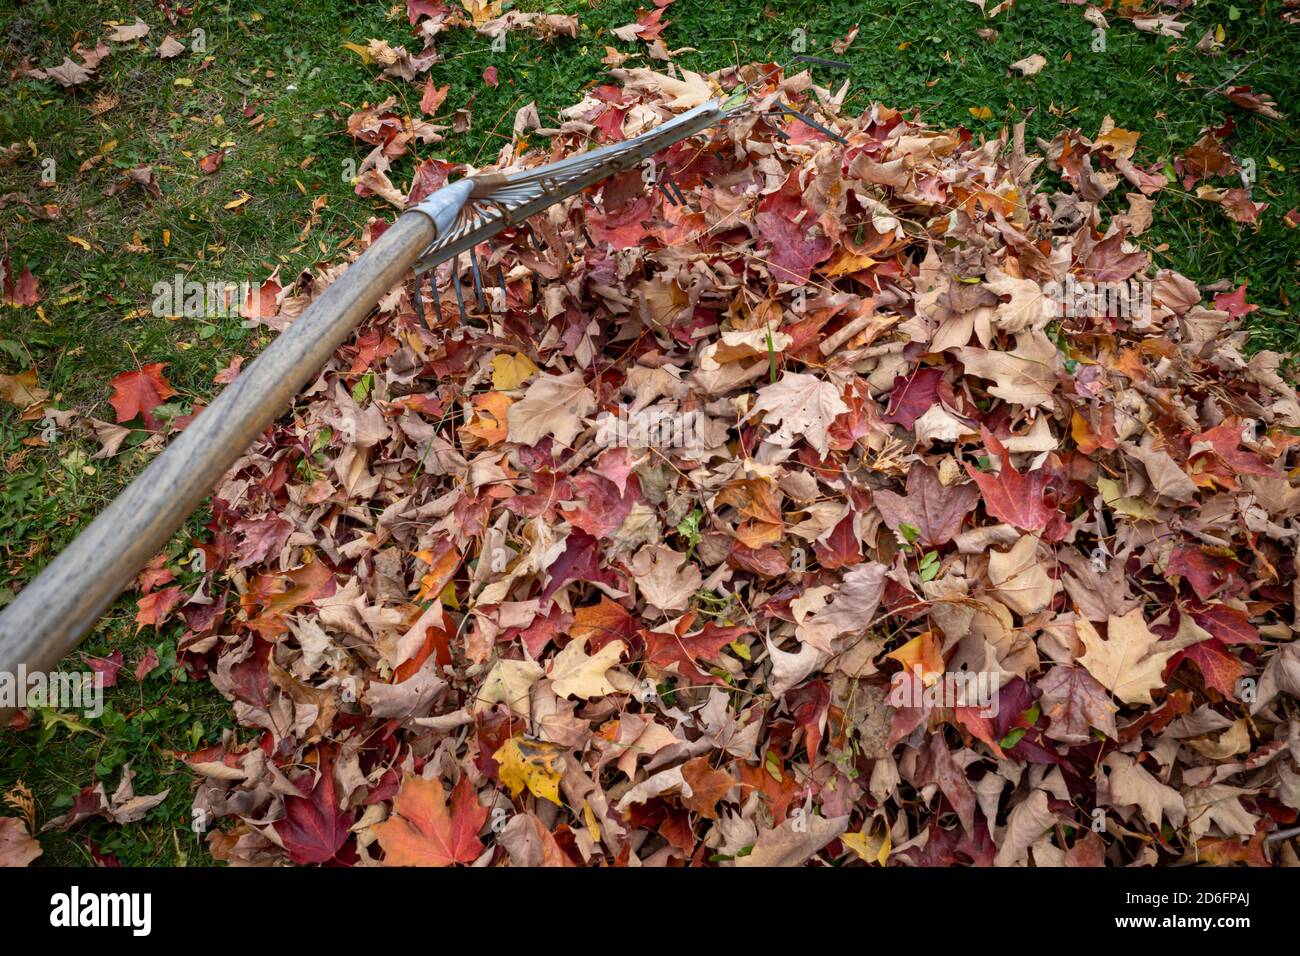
[{"left": 1, "top": 0, "right": 1296, "bottom": 864}]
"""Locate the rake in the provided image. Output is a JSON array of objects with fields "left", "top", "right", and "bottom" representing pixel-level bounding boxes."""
[{"left": 0, "top": 97, "right": 738, "bottom": 717}]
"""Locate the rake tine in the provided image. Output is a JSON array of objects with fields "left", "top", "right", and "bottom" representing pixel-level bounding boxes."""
[
  {"left": 581, "top": 224, "right": 594, "bottom": 247},
  {"left": 451, "top": 254, "right": 468, "bottom": 323},
  {"left": 774, "top": 101, "right": 848, "bottom": 146},
  {"left": 793, "top": 55, "right": 853, "bottom": 70},
  {"left": 497, "top": 265, "right": 508, "bottom": 312},
  {"left": 656, "top": 181, "right": 677, "bottom": 206},
  {"left": 429, "top": 270, "right": 441, "bottom": 323},
  {"left": 664, "top": 173, "right": 687, "bottom": 207},
  {"left": 411, "top": 274, "right": 428, "bottom": 330},
  {"left": 469, "top": 246, "right": 487, "bottom": 310},
  {"left": 525, "top": 222, "right": 542, "bottom": 251}
]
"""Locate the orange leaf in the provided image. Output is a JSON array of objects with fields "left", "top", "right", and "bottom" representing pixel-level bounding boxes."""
[
  {"left": 569, "top": 595, "right": 636, "bottom": 651},
  {"left": 374, "top": 775, "right": 486, "bottom": 866},
  {"left": 415, "top": 540, "right": 461, "bottom": 601},
  {"left": 420, "top": 77, "right": 450, "bottom": 116},
  {"left": 464, "top": 391, "right": 512, "bottom": 446},
  {"left": 885, "top": 631, "right": 944, "bottom": 682},
  {"left": 134, "top": 586, "right": 183, "bottom": 632},
  {"left": 680, "top": 756, "right": 734, "bottom": 820}
]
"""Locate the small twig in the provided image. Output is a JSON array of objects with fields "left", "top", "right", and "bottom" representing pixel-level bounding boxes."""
[{"left": 1203, "top": 59, "right": 1258, "bottom": 99}]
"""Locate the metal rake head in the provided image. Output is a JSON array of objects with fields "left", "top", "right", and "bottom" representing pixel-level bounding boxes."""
[{"left": 407, "top": 97, "right": 739, "bottom": 279}]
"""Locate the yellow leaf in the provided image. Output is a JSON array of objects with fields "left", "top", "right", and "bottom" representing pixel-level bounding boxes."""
[
  {"left": 341, "top": 41, "right": 374, "bottom": 63},
  {"left": 224, "top": 191, "right": 251, "bottom": 209},
  {"left": 173, "top": 77, "right": 193, "bottom": 87},
  {"left": 460, "top": 0, "right": 504, "bottom": 26},
  {"left": 1097, "top": 477, "right": 1160, "bottom": 521},
  {"left": 968, "top": 106, "right": 993, "bottom": 120},
  {"left": 491, "top": 352, "right": 540, "bottom": 390},
  {"left": 822, "top": 250, "right": 878, "bottom": 277},
  {"left": 66, "top": 235, "right": 91, "bottom": 251},
  {"left": 494, "top": 736, "right": 563, "bottom": 806},
  {"left": 842, "top": 821, "right": 891, "bottom": 865},
  {"left": 162, "top": 229, "right": 171, "bottom": 247},
  {"left": 582, "top": 801, "right": 601, "bottom": 842},
  {"left": 1093, "top": 125, "right": 1141, "bottom": 161}
]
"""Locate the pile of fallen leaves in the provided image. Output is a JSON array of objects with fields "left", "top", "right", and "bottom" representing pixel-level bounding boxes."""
[{"left": 103, "top": 53, "right": 1300, "bottom": 867}]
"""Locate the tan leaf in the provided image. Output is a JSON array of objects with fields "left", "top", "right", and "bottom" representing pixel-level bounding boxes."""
[
  {"left": 983, "top": 268, "right": 1054, "bottom": 332},
  {"left": 474, "top": 658, "right": 544, "bottom": 719},
  {"left": 1101, "top": 752, "right": 1186, "bottom": 829},
  {"left": 107, "top": 19, "right": 150, "bottom": 42},
  {"left": 749, "top": 371, "right": 849, "bottom": 455},
  {"left": 630, "top": 543, "right": 701, "bottom": 612},
  {"left": 613, "top": 67, "right": 713, "bottom": 110},
  {"left": 506, "top": 371, "right": 596, "bottom": 447},
  {"left": 957, "top": 331, "right": 1060, "bottom": 408},
  {"left": 0, "top": 817, "right": 42, "bottom": 867},
  {"left": 988, "top": 534, "right": 1059, "bottom": 616},
  {"left": 157, "top": 35, "right": 186, "bottom": 59},
  {"left": 735, "top": 812, "right": 849, "bottom": 867},
  {"left": 1009, "top": 54, "right": 1047, "bottom": 76},
  {"left": 1077, "top": 608, "right": 1200, "bottom": 705},
  {"left": 548, "top": 638, "right": 625, "bottom": 699}
]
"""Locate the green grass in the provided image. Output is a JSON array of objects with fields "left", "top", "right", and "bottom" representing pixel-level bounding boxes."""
[{"left": 0, "top": 0, "right": 1296, "bottom": 865}]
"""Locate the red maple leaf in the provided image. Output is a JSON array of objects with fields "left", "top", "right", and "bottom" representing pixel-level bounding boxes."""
[
  {"left": 1171, "top": 638, "right": 1245, "bottom": 699},
  {"left": 108, "top": 362, "right": 177, "bottom": 428},
  {"left": 1212, "top": 283, "right": 1258, "bottom": 319},
  {"left": 274, "top": 751, "right": 355, "bottom": 865},
  {"left": 755, "top": 168, "right": 832, "bottom": 283},
  {"left": 566, "top": 472, "right": 640, "bottom": 538},
  {"left": 1165, "top": 545, "right": 1245, "bottom": 600},
  {"left": 420, "top": 77, "right": 449, "bottom": 116},
  {"left": 881, "top": 366, "right": 943, "bottom": 428},
  {"left": 81, "top": 650, "right": 124, "bottom": 688},
  {"left": 634, "top": 6, "right": 671, "bottom": 41},
  {"left": 134, "top": 646, "right": 160, "bottom": 681},
  {"left": 540, "top": 531, "right": 616, "bottom": 602},
  {"left": 1190, "top": 421, "right": 1276, "bottom": 480},
  {"left": 643, "top": 615, "right": 746, "bottom": 682},
  {"left": 232, "top": 514, "right": 294, "bottom": 569},
  {"left": 813, "top": 511, "right": 863, "bottom": 569},
  {"left": 135, "top": 585, "right": 183, "bottom": 632},
  {"left": 2, "top": 258, "right": 41, "bottom": 306},
  {"left": 198, "top": 150, "right": 224, "bottom": 174},
  {"left": 965, "top": 427, "right": 1068, "bottom": 540},
  {"left": 569, "top": 596, "right": 637, "bottom": 653},
  {"left": 1190, "top": 604, "right": 1259, "bottom": 645}
]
